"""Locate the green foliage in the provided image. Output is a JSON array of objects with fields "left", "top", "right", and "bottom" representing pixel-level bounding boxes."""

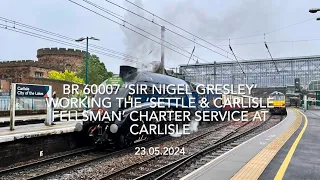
[
  {"left": 77, "top": 54, "right": 113, "bottom": 85},
  {"left": 72, "top": 89, "right": 86, "bottom": 99},
  {"left": 48, "top": 70, "right": 84, "bottom": 84}
]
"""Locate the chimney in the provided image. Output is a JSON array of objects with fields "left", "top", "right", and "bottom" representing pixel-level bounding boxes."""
[{"left": 119, "top": 65, "right": 138, "bottom": 80}]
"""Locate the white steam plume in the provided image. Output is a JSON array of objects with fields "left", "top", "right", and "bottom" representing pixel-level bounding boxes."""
[
  {"left": 170, "top": 119, "right": 199, "bottom": 138},
  {"left": 120, "top": 0, "right": 162, "bottom": 69}
]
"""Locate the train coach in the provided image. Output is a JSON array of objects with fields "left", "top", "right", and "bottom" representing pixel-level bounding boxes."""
[
  {"left": 188, "top": 82, "right": 222, "bottom": 112},
  {"left": 80, "top": 65, "right": 269, "bottom": 149}
]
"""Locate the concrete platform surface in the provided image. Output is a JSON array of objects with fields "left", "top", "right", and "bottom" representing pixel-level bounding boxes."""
[
  {"left": 181, "top": 108, "right": 298, "bottom": 180},
  {"left": 0, "top": 112, "right": 82, "bottom": 123},
  {"left": 260, "top": 109, "right": 320, "bottom": 180},
  {"left": 0, "top": 121, "right": 81, "bottom": 143}
]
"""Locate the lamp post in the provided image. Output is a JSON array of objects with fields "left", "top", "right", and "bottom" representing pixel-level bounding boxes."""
[
  {"left": 75, "top": 37, "right": 99, "bottom": 110},
  {"left": 75, "top": 37, "right": 100, "bottom": 85}
]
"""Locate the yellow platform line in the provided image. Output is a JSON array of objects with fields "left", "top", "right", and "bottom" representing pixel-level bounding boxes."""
[
  {"left": 274, "top": 109, "right": 308, "bottom": 180},
  {"left": 231, "top": 109, "right": 302, "bottom": 180}
]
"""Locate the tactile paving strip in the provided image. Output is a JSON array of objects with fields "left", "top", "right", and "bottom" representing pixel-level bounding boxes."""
[{"left": 231, "top": 109, "right": 302, "bottom": 180}]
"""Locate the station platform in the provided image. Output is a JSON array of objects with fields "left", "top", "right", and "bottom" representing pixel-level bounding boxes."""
[
  {"left": 0, "top": 121, "right": 81, "bottom": 143},
  {"left": 0, "top": 112, "right": 82, "bottom": 127},
  {"left": 181, "top": 107, "right": 318, "bottom": 180}
]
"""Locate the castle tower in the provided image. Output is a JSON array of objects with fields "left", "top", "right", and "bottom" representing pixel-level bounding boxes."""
[{"left": 37, "top": 48, "right": 86, "bottom": 72}]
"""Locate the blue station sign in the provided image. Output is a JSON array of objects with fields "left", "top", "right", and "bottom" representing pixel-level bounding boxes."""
[{"left": 16, "top": 84, "right": 50, "bottom": 98}]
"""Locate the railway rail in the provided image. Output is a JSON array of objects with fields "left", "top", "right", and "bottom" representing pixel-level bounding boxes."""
[
  {"left": 139, "top": 115, "right": 284, "bottom": 180},
  {"left": 0, "top": 110, "right": 278, "bottom": 180},
  {"left": 0, "top": 146, "right": 94, "bottom": 174},
  {"left": 0, "top": 135, "right": 173, "bottom": 180},
  {"left": 100, "top": 114, "right": 283, "bottom": 180},
  {"left": 0, "top": 118, "right": 234, "bottom": 180}
]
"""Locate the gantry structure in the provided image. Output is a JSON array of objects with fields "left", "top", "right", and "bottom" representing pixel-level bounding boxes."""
[{"left": 179, "top": 55, "right": 320, "bottom": 89}]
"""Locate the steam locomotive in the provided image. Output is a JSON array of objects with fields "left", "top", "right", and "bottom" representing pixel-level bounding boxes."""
[
  {"left": 81, "top": 66, "right": 198, "bottom": 148},
  {"left": 80, "top": 66, "right": 268, "bottom": 148}
]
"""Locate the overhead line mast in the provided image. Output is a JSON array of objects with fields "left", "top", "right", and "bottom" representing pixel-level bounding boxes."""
[
  {"left": 264, "top": 34, "right": 280, "bottom": 74},
  {"left": 229, "top": 41, "right": 246, "bottom": 76}
]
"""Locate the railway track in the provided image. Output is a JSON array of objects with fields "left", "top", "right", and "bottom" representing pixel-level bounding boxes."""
[
  {"left": 0, "top": 111, "right": 270, "bottom": 180},
  {"left": 156, "top": 115, "right": 284, "bottom": 180},
  {"left": 0, "top": 135, "right": 174, "bottom": 180},
  {"left": 0, "top": 147, "right": 94, "bottom": 175},
  {"left": 100, "top": 114, "right": 283, "bottom": 180},
  {"left": 0, "top": 119, "right": 232, "bottom": 180},
  {"left": 99, "top": 112, "right": 272, "bottom": 180}
]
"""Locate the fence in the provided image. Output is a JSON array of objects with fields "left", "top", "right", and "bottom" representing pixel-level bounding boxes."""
[{"left": 0, "top": 96, "right": 85, "bottom": 111}]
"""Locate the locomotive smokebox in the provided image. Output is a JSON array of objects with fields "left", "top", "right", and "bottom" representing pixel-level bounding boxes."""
[{"left": 119, "top": 65, "right": 138, "bottom": 80}]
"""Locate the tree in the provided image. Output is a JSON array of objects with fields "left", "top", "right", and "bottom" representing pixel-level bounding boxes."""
[
  {"left": 48, "top": 70, "right": 84, "bottom": 84},
  {"left": 77, "top": 55, "right": 113, "bottom": 85},
  {"left": 72, "top": 89, "right": 86, "bottom": 99}
]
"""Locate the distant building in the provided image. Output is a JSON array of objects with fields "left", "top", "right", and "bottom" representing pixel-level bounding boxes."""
[
  {"left": 0, "top": 48, "right": 86, "bottom": 96},
  {"left": 179, "top": 55, "right": 320, "bottom": 88}
]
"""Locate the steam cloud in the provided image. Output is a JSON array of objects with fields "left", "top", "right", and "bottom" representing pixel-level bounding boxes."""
[
  {"left": 170, "top": 120, "right": 199, "bottom": 138},
  {"left": 121, "top": 0, "right": 289, "bottom": 65},
  {"left": 161, "top": 0, "right": 290, "bottom": 60},
  {"left": 121, "top": 0, "right": 162, "bottom": 71}
]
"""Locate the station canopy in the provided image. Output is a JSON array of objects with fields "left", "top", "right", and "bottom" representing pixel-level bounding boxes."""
[{"left": 308, "top": 80, "right": 320, "bottom": 91}]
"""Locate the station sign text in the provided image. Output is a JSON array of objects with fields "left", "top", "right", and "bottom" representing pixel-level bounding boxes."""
[{"left": 16, "top": 84, "right": 50, "bottom": 98}]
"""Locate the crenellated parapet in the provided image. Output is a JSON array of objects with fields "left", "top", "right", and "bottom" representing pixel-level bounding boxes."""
[
  {"left": 37, "top": 48, "right": 86, "bottom": 58},
  {"left": 0, "top": 60, "right": 36, "bottom": 65},
  {"left": 0, "top": 60, "right": 39, "bottom": 68},
  {"left": 0, "top": 60, "right": 63, "bottom": 71},
  {"left": 36, "top": 48, "right": 85, "bottom": 71}
]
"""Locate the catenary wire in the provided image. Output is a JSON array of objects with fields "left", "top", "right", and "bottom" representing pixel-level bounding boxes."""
[
  {"left": 124, "top": 0, "right": 316, "bottom": 58},
  {"left": 195, "top": 18, "right": 316, "bottom": 41},
  {"left": 180, "top": 38, "right": 320, "bottom": 48},
  {"left": 70, "top": 2, "right": 191, "bottom": 61},
  {"left": 80, "top": 0, "right": 210, "bottom": 63},
  {"left": 0, "top": 24, "right": 140, "bottom": 63},
  {"left": 104, "top": 0, "right": 242, "bottom": 61},
  {"left": 124, "top": 0, "right": 247, "bottom": 60},
  {"left": 0, "top": 17, "right": 138, "bottom": 60},
  {"left": 68, "top": 0, "right": 205, "bottom": 63}
]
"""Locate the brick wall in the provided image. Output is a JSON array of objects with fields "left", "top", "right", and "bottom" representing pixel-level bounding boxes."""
[
  {"left": 37, "top": 48, "right": 85, "bottom": 72},
  {"left": 29, "top": 66, "right": 52, "bottom": 79},
  {"left": 0, "top": 48, "right": 85, "bottom": 86},
  {"left": 0, "top": 65, "right": 30, "bottom": 83},
  {"left": 0, "top": 132, "right": 89, "bottom": 168},
  {"left": 0, "top": 65, "right": 55, "bottom": 84}
]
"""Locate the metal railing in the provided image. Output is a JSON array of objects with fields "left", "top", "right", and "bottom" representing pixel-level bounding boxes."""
[{"left": 0, "top": 96, "right": 85, "bottom": 111}]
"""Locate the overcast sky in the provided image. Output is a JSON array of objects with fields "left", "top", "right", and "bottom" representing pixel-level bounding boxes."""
[{"left": 1, "top": 0, "right": 320, "bottom": 73}]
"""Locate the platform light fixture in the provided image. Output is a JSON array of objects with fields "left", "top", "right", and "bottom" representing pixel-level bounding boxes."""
[
  {"left": 75, "top": 37, "right": 86, "bottom": 42},
  {"left": 75, "top": 36, "right": 100, "bottom": 85},
  {"left": 309, "top": 8, "right": 320, "bottom": 13},
  {"left": 75, "top": 36, "right": 100, "bottom": 110}
]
